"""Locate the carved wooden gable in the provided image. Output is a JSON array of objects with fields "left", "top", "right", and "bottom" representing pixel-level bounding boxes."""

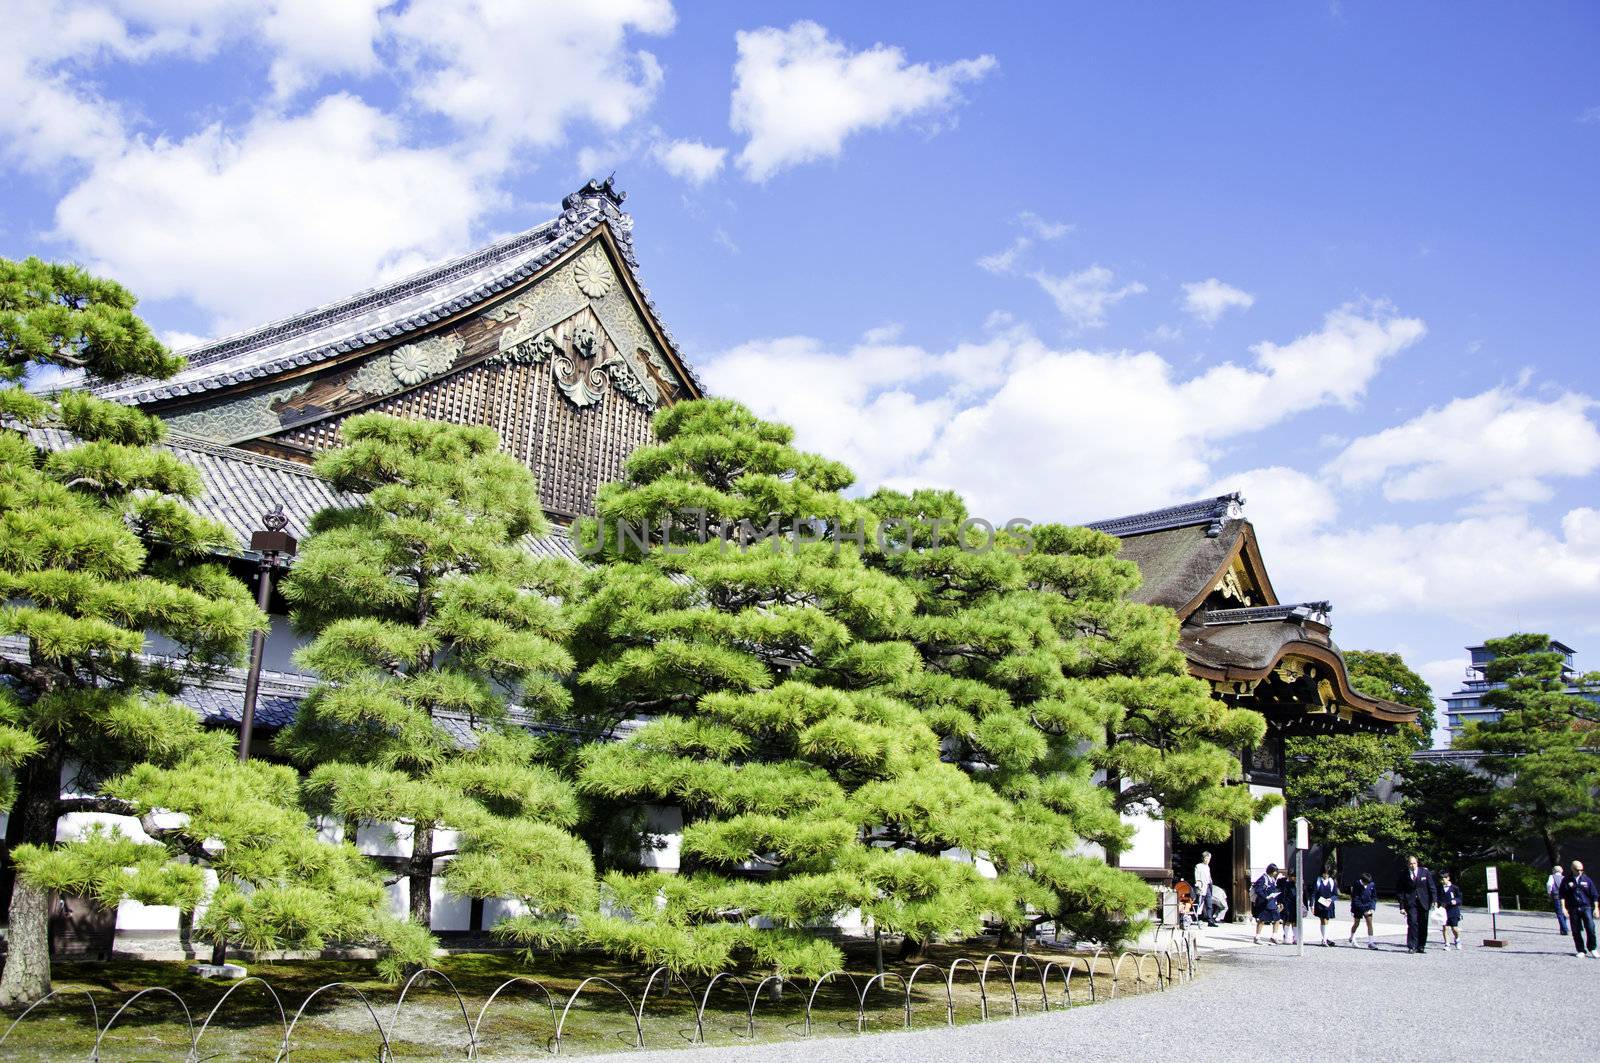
[{"left": 157, "top": 234, "right": 694, "bottom": 519}]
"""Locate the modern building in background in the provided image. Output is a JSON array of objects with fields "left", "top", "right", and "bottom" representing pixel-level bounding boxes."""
[{"left": 1443, "top": 640, "right": 1595, "bottom": 738}]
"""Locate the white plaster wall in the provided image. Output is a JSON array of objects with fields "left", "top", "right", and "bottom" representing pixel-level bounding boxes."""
[
  {"left": 941, "top": 847, "right": 998, "bottom": 879},
  {"left": 1120, "top": 812, "right": 1167, "bottom": 870},
  {"left": 482, "top": 898, "right": 528, "bottom": 930},
  {"left": 1248, "top": 783, "right": 1286, "bottom": 878},
  {"left": 640, "top": 805, "right": 682, "bottom": 871},
  {"left": 146, "top": 617, "right": 311, "bottom": 676}
]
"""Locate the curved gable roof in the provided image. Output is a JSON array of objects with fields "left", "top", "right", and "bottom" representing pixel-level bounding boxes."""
[{"left": 86, "top": 178, "right": 702, "bottom": 408}]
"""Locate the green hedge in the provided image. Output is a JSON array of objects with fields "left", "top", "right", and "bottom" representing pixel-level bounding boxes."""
[{"left": 1456, "top": 861, "right": 1546, "bottom": 907}]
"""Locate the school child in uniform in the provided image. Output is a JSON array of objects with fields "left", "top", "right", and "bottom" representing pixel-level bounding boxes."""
[
  {"left": 1437, "top": 871, "right": 1463, "bottom": 950},
  {"left": 1347, "top": 872, "right": 1378, "bottom": 948},
  {"left": 1312, "top": 868, "right": 1338, "bottom": 946},
  {"left": 1252, "top": 862, "right": 1283, "bottom": 944}
]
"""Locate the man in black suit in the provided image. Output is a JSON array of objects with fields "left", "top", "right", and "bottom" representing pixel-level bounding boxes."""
[{"left": 1398, "top": 855, "right": 1439, "bottom": 953}]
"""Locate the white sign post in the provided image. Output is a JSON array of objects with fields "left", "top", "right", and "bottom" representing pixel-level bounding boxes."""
[
  {"left": 1484, "top": 865, "right": 1506, "bottom": 947},
  {"left": 1293, "top": 816, "right": 1309, "bottom": 958}
]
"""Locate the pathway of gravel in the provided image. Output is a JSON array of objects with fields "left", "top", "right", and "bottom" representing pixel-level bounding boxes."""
[{"left": 605, "top": 908, "right": 1597, "bottom": 1063}]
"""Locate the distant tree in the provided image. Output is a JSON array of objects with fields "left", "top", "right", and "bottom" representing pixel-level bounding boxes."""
[
  {"left": 859, "top": 489, "right": 1270, "bottom": 947},
  {"left": 1459, "top": 633, "right": 1600, "bottom": 866},
  {"left": 569, "top": 400, "right": 1011, "bottom": 976},
  {"left": 277, "top": 415, "right": 595, "bottom": 955},
  {"left": 1284, "top": 649, "right": 1434, "bottom": 867},
  {"left": 1345, "top": 649, "right": 1437, "bottom": 744},
  {"left": 0, "top": 258, "right": 252, "bottom": 1004},
  {"left": 1393, "top": 759, "right": 1507, "bottom": 871}
]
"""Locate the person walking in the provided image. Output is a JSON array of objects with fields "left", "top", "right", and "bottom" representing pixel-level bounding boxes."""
[
  {"left": 1252, "top": 862, "right": 1283, "bottom": 944},
  {"left": 1547, "top": 865, "right": 1570, "bottom": 936},
  {"left": 1557, "top": 860, "right": 1598, "bottom": 958},
  {"left": 1397, "top": 855, "right": 1439, "bottom": 953},
  {"left": 1437, "top": 871, "right": 1463, "bottom": 951},
  {"left": 1311, "top": 867, "right": 1338, "bottom": 946},
  {"left": 1194, "top": 851, "right": 1218, "bottom": 926},
  {"left": 1347, "top": 872, "right": 1378, "bottom": 948}
]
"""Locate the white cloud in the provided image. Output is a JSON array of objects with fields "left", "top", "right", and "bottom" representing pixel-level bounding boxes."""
[
  {"left": 1418, "top": 657, "right": 1467, "bottom": 701},
  {"left": 977, "top": 237, "right": 1029, "bottom": 274},
  {"left": 976, "top": 212, "right": 1072, "bottom": 274},
  {"left": 730, "top": 21, "right": 995, "bottom": 181},
  {"left": 1206, "top": 466, "right": 1340, "bottom": 546},
  {"left": 652, "top": 138, "right": 727, "bottom": 184},
  {"left": 3, "top": 0, "right": 685, "bottom": 332},
  {"left": 1276, "top": 509, "right": 1600, "bottom": 621},
  {"left": 1181, "top": 277, "right": 1255, "bottom": 325},
  {"left": 263, "top": 0, "right": 392, "bottom": 99},
  {"left": 701, "top": 301, "right": 1424, "bottom": 519},
  {"left": 1018, "top": 212, "right": 1072, "bottom": 240},
  {"left": 1325, "top": 388, "right": 1600, "bottom": 505},
  {"left": 1032, "top": 266, "right": 1147, "bottom": 329},
  {"left": 159, "top": 330, "right": 209, "bottom": 352},
  {"left": 1208, "top": 463, "right": 1600, "bottom": 627},
  {"left": 390, "top": 0, "right": 674, "bottom": 156},
  {"left": 53, "top": 94, "right": 495, "bottom": 329},
  {"left": 0, "top": 0, "right": 254, "bottom": 169}
]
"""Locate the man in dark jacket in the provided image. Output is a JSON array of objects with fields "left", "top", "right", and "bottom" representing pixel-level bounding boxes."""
[
  {"left": 1558, "top": 860, "right": 1599, "bottom": 958},
  {"left": 1397, "top": 855, "right": 1439, "bottom": 953}
]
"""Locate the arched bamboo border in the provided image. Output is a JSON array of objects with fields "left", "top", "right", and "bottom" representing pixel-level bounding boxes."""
[
  {"left": 90, "top": 986, "right": 194, "bottom": 1063},
  {"left": 637, "top": 967, "right": 696, "bottom": 1047},
  {"left": 693, "top": 972, "right": 753, "bottom": 1043},
  {"left": 746, "top": 974, "right": 801, "bottom": 1039},
  {"left": 802, "top": 970, "right": 860, "bottom": 1036},
  {"left": 276, "top": 982, "right": 390, "bottom": 1063},
  {"left": 193, "top": 976, "right": 288, "bottom": 1061},
  {"left": 857, "top": 971, "right": 911, "bottom": 1032},
  {"left": 0, "top": 988, "right": 101, "bottom": 1052},
  {"left": 469, "top": 976, "right": 558, "bottom": 1059},
  {"left": 553, "top": 976, "right": 642, "bottom": 1055}
]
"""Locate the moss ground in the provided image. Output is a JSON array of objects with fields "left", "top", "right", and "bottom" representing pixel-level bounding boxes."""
[{"left": 0, "top": 939, "right": 1177, "bottom": 1060}]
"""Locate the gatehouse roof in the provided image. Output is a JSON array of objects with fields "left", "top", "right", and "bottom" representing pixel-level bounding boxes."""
[{"left": 1091, "top": 493, "right": 1418, "bottom": 730}]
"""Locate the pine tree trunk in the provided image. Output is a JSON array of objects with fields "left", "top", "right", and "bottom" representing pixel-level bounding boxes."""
[
  {"left": 409, "top": 821, "right": 434, "bottom": 928},
  {"left": 0, "top": 751, "right": 62, "bottom": 1007},
  {"left": 0, "top": 881, "right": 51, "bottom": 1007}
]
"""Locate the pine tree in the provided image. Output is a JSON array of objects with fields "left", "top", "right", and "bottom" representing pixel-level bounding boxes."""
[
  {"left": 1459, "top": 633, "right": 1600, "bottom": 865},
  {"left": 1394, "top": 759, "right": 1505, "bottom": 871},
  {"left": 0, "top": 257, "right": 259, "bottom": 1004},
  {"left": 858, "top": 489, "right": 1269, "bottom": 946},
  {"left": 13, "top": 753, "right": 435, "bottom": 980},
  {"left": 569, "top": 400, "right": 1009, "bottom": 977},
  {"left": 1345, "top": 649, "right": 1437, "bottom": 743},
  {"left": 276, "top": 414, "right": 595, "bottom": 951},
  {"left": 1283, "top": 650, "right": 1433, "bottom": 868}
]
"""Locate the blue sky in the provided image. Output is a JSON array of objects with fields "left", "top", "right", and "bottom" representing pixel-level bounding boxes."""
[{"left": 4, "top": 2, "right": 1599, "bottom": 738}]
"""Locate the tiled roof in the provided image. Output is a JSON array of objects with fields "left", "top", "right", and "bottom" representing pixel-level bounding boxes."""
[
  {"left": 78, "top": 178, "right": 701, "bottom": 406},
  {"left": 1086, "top": 492, "right": 1243, "bottom": 539},
  {"left": 26, "top": 427, "right": 585, "bottom": 562},
  {"left": 1202, "top": 602, "right": 1332, "bottom": 626}
]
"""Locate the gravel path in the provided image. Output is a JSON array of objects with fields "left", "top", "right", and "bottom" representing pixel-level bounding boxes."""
[{"left": 604, "top": 908, "right": 1598, "bottom": 1063}]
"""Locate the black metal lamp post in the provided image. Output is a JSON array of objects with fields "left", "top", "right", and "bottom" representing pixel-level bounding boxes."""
[
  {"left": 202, "top": 506, "right": 297, "bottom": 975},
  {"left": 237, "top": 504, "right": 297, "bottom": 763}
]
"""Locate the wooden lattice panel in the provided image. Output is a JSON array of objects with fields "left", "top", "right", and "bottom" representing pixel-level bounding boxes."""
[{"left": 264, "top": 359, "right": 657, "bottom": 518}]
